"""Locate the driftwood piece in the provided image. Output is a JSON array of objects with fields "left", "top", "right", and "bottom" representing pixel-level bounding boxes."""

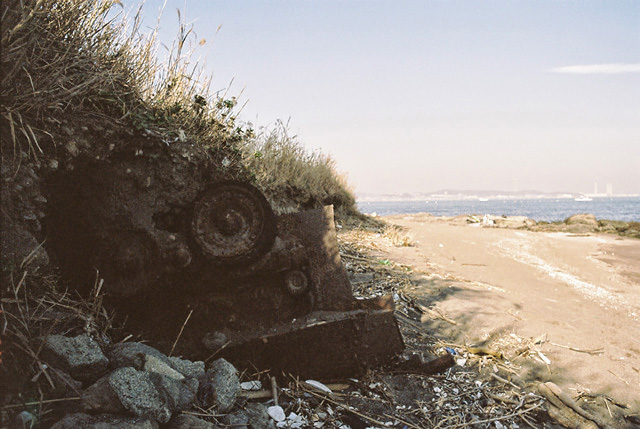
[{"left": 538, "top": 382, "right": 610, "bottom": 429}]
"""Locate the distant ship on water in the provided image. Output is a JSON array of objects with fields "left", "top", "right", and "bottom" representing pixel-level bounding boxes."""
[{"left": 574, "top": 195, "right": 593, "bottom": 202}]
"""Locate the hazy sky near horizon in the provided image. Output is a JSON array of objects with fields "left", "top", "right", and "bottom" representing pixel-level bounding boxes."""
[{"left": 137, "top": 0, "right": 640, "bottom": 196}]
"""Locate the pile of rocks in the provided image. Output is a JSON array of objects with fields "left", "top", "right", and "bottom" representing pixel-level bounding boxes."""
[{"left": 39, "top": 334, "right": 273, "bottom": 428}]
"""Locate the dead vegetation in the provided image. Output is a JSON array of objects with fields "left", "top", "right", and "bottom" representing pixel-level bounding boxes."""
[{"left": 1, "top": 259, "right": 113, "bottom": 426}]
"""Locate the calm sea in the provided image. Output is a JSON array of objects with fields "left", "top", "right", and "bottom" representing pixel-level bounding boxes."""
[{"left": 357, "top": 197, "right": 640, "bottom": 223}]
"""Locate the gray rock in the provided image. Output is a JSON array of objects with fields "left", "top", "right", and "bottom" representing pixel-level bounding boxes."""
[
  {"left": 82, "top": 372, "right": 128, "bottom": 414},
  {"left": 108, "top": 342, "right": 171, "bottom": 370},
  {"left": 144, "top": 354, "right": 185, "bottom": 380},
  {"left": 142, "top": 354, "right": 199, "bottom": 412},
  {"left": 51, "top": 412, "right": 159, "bottom": 429},
  {"left": 223, "top": 411, "right": 249, "bottom": 428},
  {"left": 82, "top": 367, "right": 172, "bottom": 423},
  {"left": 42, "top": 334, "right": 109, "bottom": 382},
  {"left": 149, "top": 372, "right": 199, "bottom": 412},
  {"left": 169, "top": 356, "right": 206, "bottom": 381},
  {"left": 245, "top": 403, "right": 276, "bottom": 429},
  {"left": 111, "top": 367, "right": 172, "bottom": 423},
  {"left": 200, "top": 358, "right": 240, "bottom": 413},
  {"left": 168, "top": 414, "right": 217, "bottom": 428}
]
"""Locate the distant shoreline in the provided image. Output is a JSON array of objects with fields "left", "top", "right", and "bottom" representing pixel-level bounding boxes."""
[
  {"left": 357, "top": 194, "right": 640, "bottom": 203},
  {"left": 356, "top": 196, "right": 640, "bottom": 223}
]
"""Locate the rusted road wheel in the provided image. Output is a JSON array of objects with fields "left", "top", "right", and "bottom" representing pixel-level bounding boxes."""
[{"left": 192, "top": 181, "right": 277, "bottom": 265}]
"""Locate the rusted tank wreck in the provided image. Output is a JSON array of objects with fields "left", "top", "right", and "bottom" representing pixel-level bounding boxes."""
[{"left": 45, "top": 143, "right": 403, "bottom": 378}]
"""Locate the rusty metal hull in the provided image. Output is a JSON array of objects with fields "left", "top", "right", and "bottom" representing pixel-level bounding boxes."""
[
  {"left": 220, "top": 309, "right": 404, "bottom": 379},
  {"left": 46, "top": 167, "right": 405, "bottom": 377}
]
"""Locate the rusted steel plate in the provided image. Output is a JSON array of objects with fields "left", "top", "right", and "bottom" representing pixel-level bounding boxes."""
[{"left": 219, "top": 309, "right": 405, "bottom": 379}]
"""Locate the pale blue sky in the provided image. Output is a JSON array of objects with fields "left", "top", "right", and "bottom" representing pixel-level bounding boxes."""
[{"left": 137, "top": 1, "right": 640, "bottom": 196}]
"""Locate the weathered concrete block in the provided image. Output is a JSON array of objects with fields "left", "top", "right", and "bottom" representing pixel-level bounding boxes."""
[{"left": 42, "top": 334, "right": 109, "bottom": 382}]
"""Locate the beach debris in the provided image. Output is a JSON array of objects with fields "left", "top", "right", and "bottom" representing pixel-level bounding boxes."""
[
  {"left": 536, "top": 350, "right": 552, "bottom": 365},
  {"left": 394, "top": 353, "right": 457, "bottom": 375},
  {"left": 304, "top": 380, "right": 332, "bottom": 393},
  {"left": 14, "top": 411, "right": 35, "bottom": 429},
  {"left": 267, "top": 405, "right": 286, "bottom": 422},
  {"left": 538, "top": 382, "right": 609, "bottom": 429},
  {"left": 466, "top": 346, "right": 505, "bottom": 360},
  {"left": 241, "top": 380, "right": 263, "bottom": 391}
]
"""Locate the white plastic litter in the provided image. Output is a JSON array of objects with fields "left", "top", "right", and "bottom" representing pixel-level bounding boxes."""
[
  {"left": 240, "top": 380, "right": 262, "bottom": 390},
  {"left": 268, "top": 405, "right": 286, "bottom": 422},
  {"left": 305, "top": 379, "right": 332, "bottom": 393}
]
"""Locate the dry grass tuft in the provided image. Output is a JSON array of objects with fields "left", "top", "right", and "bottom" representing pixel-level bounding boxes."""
[
  {"left": 244, "top": 120, "right": 357, "bottom": 215},
  {"left": 1, "top": 255, "right": 113, "bottom": 424},
  {"left": 383, "top": 224, "right": 415, "bottom": 247}
]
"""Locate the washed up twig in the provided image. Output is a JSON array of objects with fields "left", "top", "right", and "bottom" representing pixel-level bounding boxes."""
[
  {"left": 169, "top": 309, "right": 193, "bottom": 357},
  {"left": 450, "top": 401, "right": 543, "bottom": 428},
  {"left": 1, "top": 397, "right": 80, "bottom": 409},
  {"left": 297, "top": 380, "right": 392, "bottom": 428},
  {"left": 485, "top": 390, "right": 520, "bottom": 405},
  {"left": 383, "top": 413, "right": 423, "bottom": 429},
  {"left": 420, "top": 305, "right": 457, "bottom": 325},
  {"left": 490, "top": 373, "right": 521, "bottom": 390},
  {"left": 340, "top": 253, "right": 373, "bottom": 263},
  {"left": 608, "top": 370, "right": 630, "bottom": 386},
  {"left": 538, "top": 382, "right": 610, "bottom": 429},
  {"left": 270, "top": 376, "right": 279, "bottom": 406},
  {"left": 577, "top": 392, "right": 629, "bottom": 410},
  {"left": 549, "top": 342, "right": 603, "bottom": 355}
]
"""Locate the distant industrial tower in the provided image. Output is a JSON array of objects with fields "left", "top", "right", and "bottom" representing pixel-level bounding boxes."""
[
  {"left": 594, "top": 182, "right": 598, "bottom": 195},
  {"left": 606, "top": 183, "right": 613, "bottom": 196}
]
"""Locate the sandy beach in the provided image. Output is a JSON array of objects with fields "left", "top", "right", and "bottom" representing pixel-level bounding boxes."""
[{"left": 382, "top": 213, "right": 640, "bottom": 411}]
